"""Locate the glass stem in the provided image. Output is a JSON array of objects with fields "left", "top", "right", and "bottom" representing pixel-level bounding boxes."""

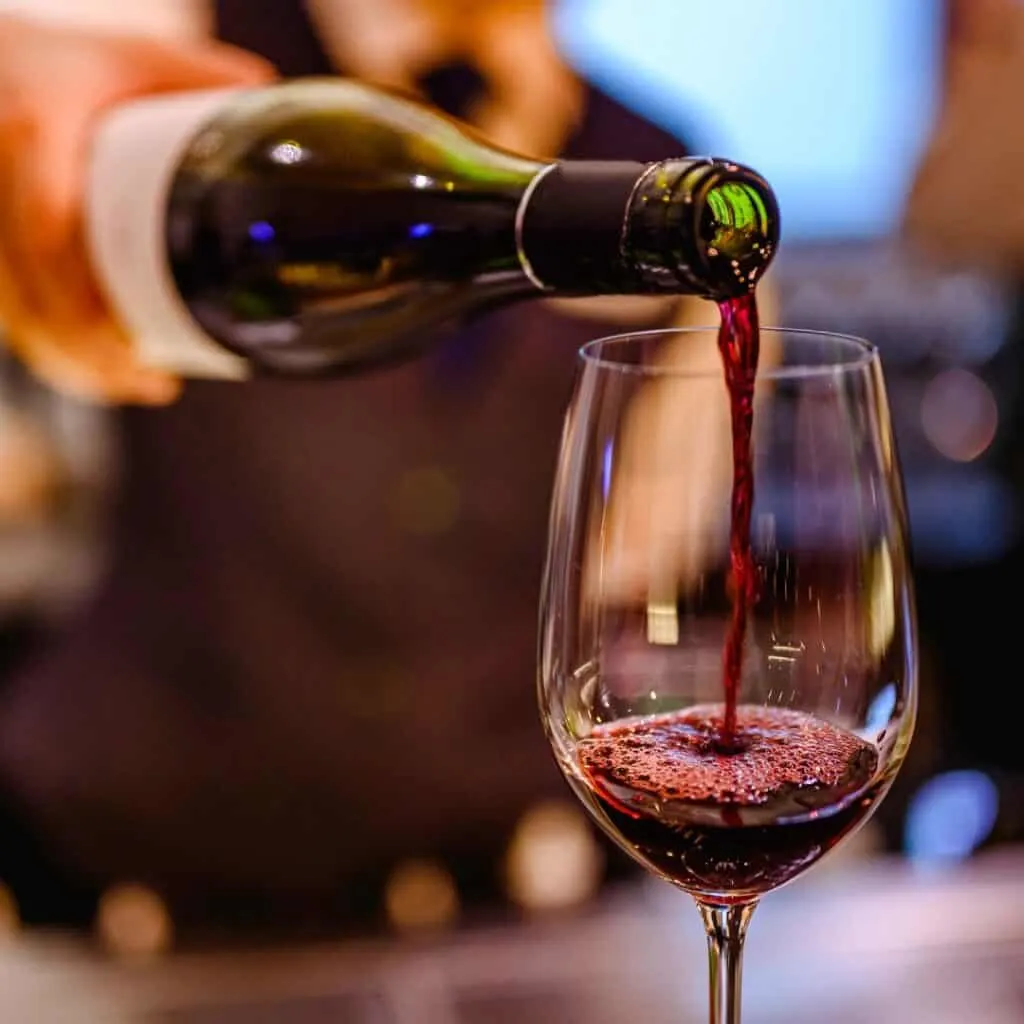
[{"left": 696, "top": 900, "right": 757, "bottom": 1024}]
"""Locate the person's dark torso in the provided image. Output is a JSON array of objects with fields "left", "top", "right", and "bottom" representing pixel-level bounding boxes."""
[{"left": 0, "top": 0, "right": 689, "bottom": 927}]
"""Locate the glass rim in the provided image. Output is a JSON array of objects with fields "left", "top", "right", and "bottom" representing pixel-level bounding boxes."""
[{"left": 578, "top": 326, "right": 879, "bottom": 381}]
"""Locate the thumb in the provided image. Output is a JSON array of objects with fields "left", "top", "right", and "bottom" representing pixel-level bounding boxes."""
[{"left": 120, "top": 36, "right": 278, "bottom": 94}]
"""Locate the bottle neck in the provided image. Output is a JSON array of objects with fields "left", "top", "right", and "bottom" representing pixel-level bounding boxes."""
[
  {"left": 515, "top": 161, "right": 649, "bottom": 294},
  {"left": 516, "top": 158, "right": 779, "bottom": 301}
]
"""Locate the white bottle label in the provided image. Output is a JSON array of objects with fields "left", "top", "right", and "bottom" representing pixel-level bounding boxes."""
[{"left": 85, "top": 89, "right": 252, "bottom": 380}]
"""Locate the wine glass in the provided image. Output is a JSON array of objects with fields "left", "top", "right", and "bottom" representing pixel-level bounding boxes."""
[{"left": 538, "top": 326, "right": 917, "bottom": 1022}]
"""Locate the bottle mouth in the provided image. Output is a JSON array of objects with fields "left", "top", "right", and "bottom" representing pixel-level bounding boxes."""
[
  {"left": 698, "top": 164, "right": 779, "bottom": 295},
  {"left": 660, "top": 158, "right": 780, "bottom": 299}
]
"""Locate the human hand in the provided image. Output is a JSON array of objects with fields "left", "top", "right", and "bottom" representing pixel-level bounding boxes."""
[{"left": 0, "top": 14, "right": 275, "bottom": 404}]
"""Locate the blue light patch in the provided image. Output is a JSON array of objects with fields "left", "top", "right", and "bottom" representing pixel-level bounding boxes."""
[
  {"left": 249, "top": 221, "right": 276, "bottom": 243},
  {"left": 904, "top": 770, "right": 999, "bottom": 868}
]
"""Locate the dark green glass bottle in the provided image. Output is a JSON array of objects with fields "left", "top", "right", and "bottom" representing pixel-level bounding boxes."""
[{"left": 87, "top": 78, "right": 779, "bottom": 379}]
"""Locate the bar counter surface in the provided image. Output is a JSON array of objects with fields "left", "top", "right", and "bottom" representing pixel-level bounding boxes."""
[{"left": 0, "top": 847, "right": 1020, "bottom": 1022}]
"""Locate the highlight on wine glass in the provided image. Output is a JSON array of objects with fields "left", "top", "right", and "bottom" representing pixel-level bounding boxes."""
[{"left": 538, "top": 325, "right": 917, "bottom": 1022}]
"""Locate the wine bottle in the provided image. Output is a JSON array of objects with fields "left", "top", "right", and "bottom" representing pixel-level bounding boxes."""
[{"left": 86, "top": 78, "right": 780, "bottom": 380}]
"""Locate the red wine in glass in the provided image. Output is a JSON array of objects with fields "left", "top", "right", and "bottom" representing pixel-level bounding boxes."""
[
  {"left": 576, "top": 705, "right": 881, "bottom": 901},
  {"left": 574, "top": 289, "right": 890, "bottom": 902}
]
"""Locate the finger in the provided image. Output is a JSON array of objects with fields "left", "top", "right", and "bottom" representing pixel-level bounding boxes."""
[
  {"left": 1, "top": 144, "right": 180, "bottom": 406},
  {"left": 0, "top": 111, "right": 52, "bottom": 321},
  {"left": 120, "top": 36, "right": 279, "bottom": 94},
  {"left": 3, "top": 317, "right": 181, "bottom": 406},
  {"left": 6, "top": 103, "right": 98, "bottom": 321},
  {"left": 2, "top": 110, "right": 179, "bottom": 404}
]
